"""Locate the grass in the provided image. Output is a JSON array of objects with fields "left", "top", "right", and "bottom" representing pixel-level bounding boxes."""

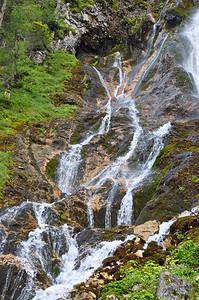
[{"left": 0, "top": 49, "right": 78, "bottom": 136}]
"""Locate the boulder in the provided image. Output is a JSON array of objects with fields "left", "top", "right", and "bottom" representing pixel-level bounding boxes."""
[
  {"left": 134, "top": 220, "right": 159, "bottom": 242},
  {"left": 155, "top": 271, "right": 193, "bottom": 300}
]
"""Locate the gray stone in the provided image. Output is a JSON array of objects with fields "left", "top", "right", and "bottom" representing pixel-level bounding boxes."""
[
  {"left": 156, "top": 271, "right": 193, "bottom": 300},
  {"left": 29, "top": 50, "right": 47, "bottom": 65}
]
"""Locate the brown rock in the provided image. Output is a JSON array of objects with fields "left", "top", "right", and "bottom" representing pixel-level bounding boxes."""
[
  {"left": 100, "top": 272, "right": 112, "bottom": 280},
  {"left": 134, "top": 250, "right": 144, "bottom": 258},
  {"left": 75, "top": 292, "right": 94, "bottom": 300},
  {"left": 98, "top": 279, "right": 104, "bottom": 285},
  {"left": 134, "top": 220, "right": 159, "bottom": 242},
  {"left": 163, "top": 236, "right": 173, "bottom": 249},
  {"left": 134, "top": 237, "right": 141, "bottom": 245}
]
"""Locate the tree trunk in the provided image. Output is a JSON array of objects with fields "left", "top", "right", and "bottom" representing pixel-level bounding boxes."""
[{"left": 0, "top": 0, "right": 7, "bottom": 29}]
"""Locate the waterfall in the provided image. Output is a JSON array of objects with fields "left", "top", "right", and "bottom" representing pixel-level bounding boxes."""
[
  {"left": 183, "top": 10, "right": 199, "bottom": 94},
  {"left": 0, "top": 15, "right": 182, "bottom": 297},
  {"left": 57, "top": 52, "right": 123, "bottom": 198},
  {"left": 117, "top": 122, "right": 171, "bottom": 225},
  {"left": 33, "top": 238, "right": 124, "bottom": 300}
]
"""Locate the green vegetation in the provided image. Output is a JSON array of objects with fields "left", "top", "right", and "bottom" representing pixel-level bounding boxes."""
[
  {"left": 0, "top": 0, "right": 81, "bottom": 194},
  {"left": 101, "top": 241, "right": 199, "bottom": 299},
  {"left": 108, "top": 42, "right": 125, "bottom": 55},
  {"left": 175, "top": 68, "right": 196, "bottom": 92},
  {"left": 58, "top": 209, "right": 67, "bottom": 221},
  {"left": 101, "top": 261, "right": 164, "bottom": 299},
  {"left": 0, "top": 152, "right": 13, "bottom": 196},
  {"left": 0, "top": 50, "right": 78, "bottom": 136},
  {"left": 140, "top": 68, "right": 156, "bottom": 90},
  {"left": 46, "top": 155, "right": 60, "bottom": 181},
  {"left": 127, "top": 15, "right": 145, "bottom": 32},
  {"left": 112, "top": 0, "right": 119, "bottom": 11}
]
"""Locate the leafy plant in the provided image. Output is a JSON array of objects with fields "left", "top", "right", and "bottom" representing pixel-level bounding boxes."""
[{"left": 173, "top": 240, "right": 199, "bottom": 267}]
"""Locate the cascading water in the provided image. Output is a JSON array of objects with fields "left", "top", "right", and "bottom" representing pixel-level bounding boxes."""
[
  {"left": 183, "top": 10, "right": 199, "bottom": 94},
  {"left": 117, "top": 122, "right": 171, "bottom": 225},
  {"left": 56, "top": 32, "right": 171, "bottom": 231},
  {"left": 57, "top": 53, "right": 122, "bottom": 196}
]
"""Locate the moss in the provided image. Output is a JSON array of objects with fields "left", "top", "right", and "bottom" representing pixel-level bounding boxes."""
[
  {"left": 173, "top": 0, "right": 194, "bottom": 19},
  {"left": 67, "top": 0, "right": 95, "bottom": 12},
  {"left": 174, "top": 68, "right": 196, "bottom": 92},
  {"left": 45, "top": 155, "right": 60, "bottom": 181},
  {"left": 70, "top": 123, "right": 84, "bottom": 144},
  {"left": 153, "top": 138, "right": 199, "bottom": 170},
  {"left": 112, "top": 0, "right": 119, "bottom": 11},
  {"left": 153, "top": 145, "right": 171, "bottom": 169},
  {"left": 0, "top": 151, "right": 13, "bottom": 197},
  {"left": 134, "top": 176, "right": 161, "bottom": 220},
  {"left": 127, "top": 14, "right": 146, "bottom": 34},
  {"left": 140, "top": 68, "right": 156, "bottom": 91},
  {"left": 109, "top": 43, "right": 125, "bottom": 55}
]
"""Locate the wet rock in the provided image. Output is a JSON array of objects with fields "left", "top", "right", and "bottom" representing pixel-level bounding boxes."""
[
  {"left": 53, "top": 195, "right": 88, "bottom": 227},
  {"left": 155, "top": 271, "right": 193, "bottom": 300},
  {"left": 51, "top": 138, "right": 66, "bottom": 150},
  {"left": 164, "top": 10, "right": 182, "bottom": 29},
  {"left": 135, "top": 120, "right": 199, "bottom": 224},
  {"left": 0, "top": 203, "right": 38, "bottom": 255},
  {"left": 0, "top": 255, "right": 28, "bottom": 300},
  {"left": 134, "top": 220, "right": 159, "bottom": 241}
]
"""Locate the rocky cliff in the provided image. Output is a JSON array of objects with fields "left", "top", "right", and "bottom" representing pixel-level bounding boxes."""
[{"left": 0, "top": 0, "right": 199, "bottom": 299}]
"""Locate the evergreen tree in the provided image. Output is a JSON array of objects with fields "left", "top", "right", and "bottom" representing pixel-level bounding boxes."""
[{"left": 0, "top": 0, "right": 55, "bottom": 86}]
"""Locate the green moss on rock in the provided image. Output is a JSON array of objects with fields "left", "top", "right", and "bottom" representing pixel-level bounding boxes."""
[{"left": 46, "top": 155, "right": 60, "bottom": 181}]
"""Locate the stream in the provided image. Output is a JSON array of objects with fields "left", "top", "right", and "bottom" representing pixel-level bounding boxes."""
[{"left": 0, "top": 7, "right": 199, "bottom": 300}]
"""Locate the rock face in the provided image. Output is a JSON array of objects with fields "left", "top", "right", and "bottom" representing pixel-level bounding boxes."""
[
  {"left": 54, "top": 0, "right": 155, "bottom": 55},
  {"left": 134, "top": 220, "right": 159, "bottom": 242},
  {"left": 155, "top": 271, "right": 193, "bottom": 300},
  {"left": 135, "top": 120, "right": 199, "bottom": 224}
]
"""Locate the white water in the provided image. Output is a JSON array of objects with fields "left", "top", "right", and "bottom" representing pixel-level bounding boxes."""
[
  {"left": 183, "top": 10, "right": 199, "bottom": 94},
  {"left": 33, "top": 238, "right": 123, "bottom": 300},
  {"left": 84, "top": 38, "right": 171, "bottom": 227},
  {"left": 144, "top": 206, "right": 199, "bottom": 250},
  {"left": 57, "top": 52, "right": 123, "bottom": 197},
  {"left": 117, "top": 122, "right": 171, "bottom": 225},
  {"left": 2, "top": 201, "right": 128, "bottom": 300}
]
